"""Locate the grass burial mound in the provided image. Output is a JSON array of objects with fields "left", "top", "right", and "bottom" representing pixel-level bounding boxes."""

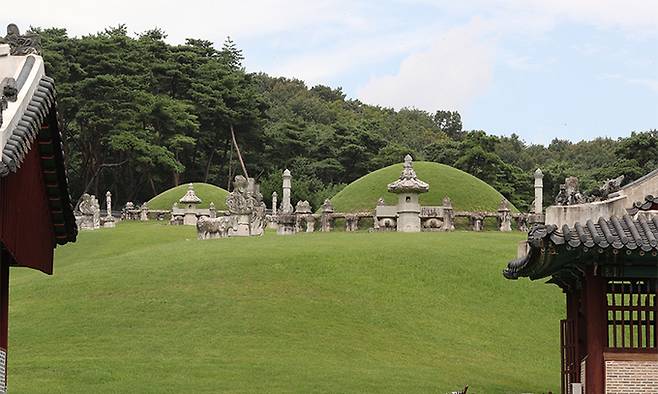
[
  {"left": 331, "top": 162, "right": 515, "bottom": 213},
  {"left": 9, "top": 222, "right": 562, "bottom": 393},
  {"left": 146, "top": 182, "right": 229, "bottom": 210}
]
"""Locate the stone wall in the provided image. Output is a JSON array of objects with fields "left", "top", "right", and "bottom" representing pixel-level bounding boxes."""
[
  {"left": 620, "top": 168, "right": 658, "bottom": 207},
  {"left": 545, "top": 195, "right": 628, "bottom": 227},
  {"left": 605, "top": 360, "right": 658, "bottom": 393}
]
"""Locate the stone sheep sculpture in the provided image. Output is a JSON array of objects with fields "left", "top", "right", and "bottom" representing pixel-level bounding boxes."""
[{"left": 196, "top": 216, "right": 237, "bottom": 240}]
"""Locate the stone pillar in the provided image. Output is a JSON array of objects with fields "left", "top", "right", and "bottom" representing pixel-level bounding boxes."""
[
  {"left": 441, "top": 196, "right": 454, "bottom": 232},
  {"left": 281, "top": 169, "right": 292, "bottom": 214},
  {"left": 397, "top": 193, "right": 421, "bottom": 232},
  {"left": 306, "top": 215, "right": 315, "bottom": 232},
  {"left": 471, "top": 215, "right": 483, "bottom": 231},
  {"left": 272, "top": 192, "right": 278, "bottom": 215},
  {"left": 106, "top": 191, "right": 112, "bottom": 217},
  {"left": 498, "top": 199, "right": 512, "bottom": 232},
  {"left": 320, "top": 199, "right": 334, "bottom": 232},
  {"left": 140, "top": 202, "right": 148, "bottom": 221},
  {"left": 103, "top": 191, "right": 116, "bottom": 228},
  {"left": 534, "top": 168, "right": 543, "bottom": 214},
  {"left": 345, "top": 214, "right": 359, "bottom": 232}
]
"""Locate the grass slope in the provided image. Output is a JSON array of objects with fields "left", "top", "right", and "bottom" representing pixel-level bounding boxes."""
[
  {"left": 331, "top": 162, "right": 516, "bottom": 213},
  {"left": 146, "top": 182, "right": 228, "bottom": 210},
  {"left": 9, "top": 223, "right": 561, "bottom": 393}
]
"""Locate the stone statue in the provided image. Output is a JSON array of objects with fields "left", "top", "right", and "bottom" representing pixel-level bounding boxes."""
[
  {"left": 196, "top": 215, "right": 238, "bottom": 240},
  {"left": 76, "top": 193, "right": 101, "bottom": 230},
  {"left": 555, "top": 176, "right": 586, "bottom": 206},
  {"left": 106, "top": 191, "right": 112, "bottom": 217},
  {"left": 0, "top": 24, "right": 41, "bottom": 56},
  {"left": 593, "top": 175, "right": 625, "bottom": 200},
  {"left": 226, "top": 176, "right": 250, "bottom": 215},
  {"left": 498, "top": 199, "right": 512, "bottom": 232}
]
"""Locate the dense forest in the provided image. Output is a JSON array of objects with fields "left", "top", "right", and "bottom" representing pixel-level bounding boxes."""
[{"left": 37, "top": 25, "right": 657, "bottom": 211}]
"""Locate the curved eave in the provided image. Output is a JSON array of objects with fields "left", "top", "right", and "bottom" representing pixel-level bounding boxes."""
[{"left": 1, "top": 74, "right": 77, "bottom": 245}]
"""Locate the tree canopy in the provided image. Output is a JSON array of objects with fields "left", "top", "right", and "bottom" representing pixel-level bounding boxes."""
[{"left": 38, "top": 26, "right": 657, "bottom": 211}]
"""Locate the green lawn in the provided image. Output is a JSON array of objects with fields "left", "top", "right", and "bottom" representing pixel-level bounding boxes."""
[
  {"left": 146, "top": 182, "right": 229, "bottom": 210},
  {"left": 330, "top": 162, "right": 517, "bottom": 213},
  {"left": 8, "top": 223, "right": 561, "bottom": 393}
]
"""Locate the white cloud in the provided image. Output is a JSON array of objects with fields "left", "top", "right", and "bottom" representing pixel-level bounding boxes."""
[
  {"left": 357, "top": 20, "right": 495, "bottom": 112},
  {"left": 408, "top": 0, "right": 658, "bottom": 35},
  {"left": 4, "top": 0, "right": 358, "bottom": 43}
]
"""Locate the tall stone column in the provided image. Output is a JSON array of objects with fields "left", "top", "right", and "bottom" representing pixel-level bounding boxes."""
[
  {"left": 272, "top": 192, "right": 278, "bottom": 215},
  {"left": 534, "top": 168, "right": 543, "bottom": 214},
  {"left": 103, "top": 191, "right": 116, "bottom": 228},
  {"left": 106, "top": 191, "right": 112, "bottom": 217},
  {"left": 281, "top": 169, "right": 292, "bottom": 214}
]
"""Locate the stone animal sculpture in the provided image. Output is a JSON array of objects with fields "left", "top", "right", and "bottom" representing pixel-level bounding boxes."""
[
  {"left": 196, "top": 216, "right": 237, "bottom": 240},
  {"left": 591, "top": 175, "right": 625, "bottom": 200}
]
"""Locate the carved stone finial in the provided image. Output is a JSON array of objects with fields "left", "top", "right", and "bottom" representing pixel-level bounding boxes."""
[
  {"left": 387, "top": 154, "right": 429, "bottom": 194},
  {"left": 179, "top": 183, "right": 202, "bottom": 204},
  {"left": 442, "top": 196, "right": 453, "bottom": 209},
  {"left": 321, "top": 199, "right": 334, "bottom": 213},
  {"left": 534, "top": 168, "right": 543, "bottom": 179}
]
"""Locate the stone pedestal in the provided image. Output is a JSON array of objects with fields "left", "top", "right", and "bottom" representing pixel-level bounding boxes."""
[
  {"left": 183, "top": 212, "right": 197, "bottom": 226},
  {"left": 396, "top": 193, "right": 421, "bottom": 232},
  {"left": 103, "top": 216, "right": 116, "bottom": 228},
  {"left": 231, "top": 214, "right": 251, "bottom": 237},
  {"left": 276, "top": 214, "right": 296, "bottom": 235}
]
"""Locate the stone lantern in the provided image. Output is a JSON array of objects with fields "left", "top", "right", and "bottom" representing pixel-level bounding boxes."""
[
  {"left": 387, "top": 155, "right": 429, "bottom": 232},
  {"left": 179, "top": 183, "right": 202, "bottom": 225}
]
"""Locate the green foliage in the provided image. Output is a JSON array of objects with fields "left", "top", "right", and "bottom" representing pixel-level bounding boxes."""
[
  {"left": 38, "top": 25, "right": 657, "bottom": 211},
  {"left": 9, "top": 223, "right": 562, "bottom": 393},
  {"left": 330, "top": 162, "right": 516, "bottom": 213}
]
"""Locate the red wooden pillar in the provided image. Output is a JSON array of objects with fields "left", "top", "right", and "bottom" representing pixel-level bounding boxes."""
[
  {"left": 0, "top": 250, "right": 8, "bottom": 393},
  {"left": 584, "top": 266, "right": 606, "bottom": 394}
]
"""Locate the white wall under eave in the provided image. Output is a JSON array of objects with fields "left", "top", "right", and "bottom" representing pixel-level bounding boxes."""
[
  {"left": 0, "top": 50, "right": 46, "bottom": 157},
  {"left": 619, "top": 169, "right": 658, "bottom": 207},
  {"left": 545, "top": 195, "right": 628, "bottom": 227}
]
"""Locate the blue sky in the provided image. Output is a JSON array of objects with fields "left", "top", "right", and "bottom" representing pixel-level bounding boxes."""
[{"left": 6, "top": 0, "right": 658, "bottom": 145}]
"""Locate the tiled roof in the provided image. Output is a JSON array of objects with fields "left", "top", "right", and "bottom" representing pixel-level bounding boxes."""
[
  {"left": 1, "top": 65, "right": 76, "bottom": 245},
  {"left": 627, "top": 195, "right": 658, "bottom": 215},
  {"left": 1, "top": 76, "right": 55, "bottom": 175},
  {"left": 503, "top": 214, "right": 658, "bottom": 285}
]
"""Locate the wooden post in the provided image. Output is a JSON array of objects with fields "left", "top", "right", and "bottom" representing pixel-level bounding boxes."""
[
  {"left": 0, "top": 250, "right": 8, "bottom": 393},
  {"left": 584, "top": 267, "right": 606, "bottom": 394}
]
